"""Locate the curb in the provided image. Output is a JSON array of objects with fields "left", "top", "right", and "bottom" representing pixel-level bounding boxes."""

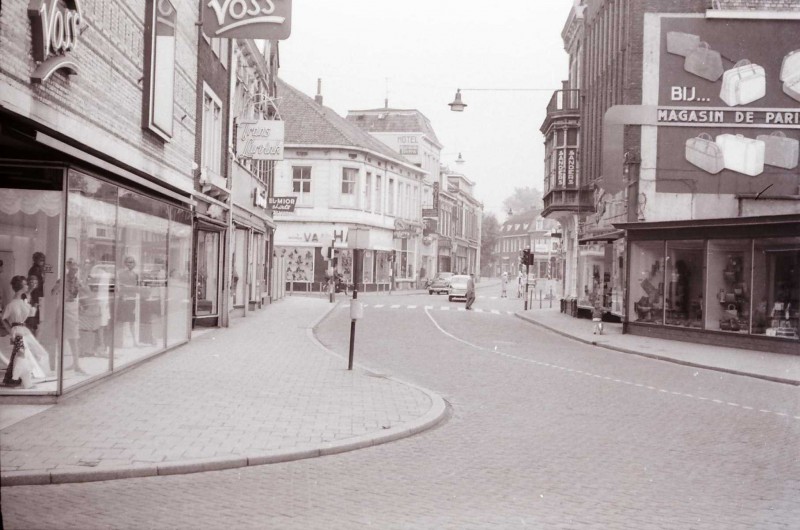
[
  {"left": 1, "top": 300, "right": 449, "bottom": 487},
  {"left": 514, "top": 312, "right": 800, "bottom": 387}
]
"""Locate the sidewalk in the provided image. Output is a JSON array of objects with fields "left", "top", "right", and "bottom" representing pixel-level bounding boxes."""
[
  {"left": 0, "top": 297, "right": 446, "bottom": 487},
  {"left": 516, "top": 306, "right": 800, "bottom": 386}
]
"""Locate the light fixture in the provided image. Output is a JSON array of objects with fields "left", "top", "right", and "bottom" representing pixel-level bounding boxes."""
[
  {"left": 455, "top": 153, "right": 465, "bottom": 164},
  {"left": 448, "top": 89, "right": 467, "bottom": 112}
]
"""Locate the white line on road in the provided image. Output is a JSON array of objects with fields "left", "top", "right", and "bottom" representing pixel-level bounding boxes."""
[{"left": 422, "top": 307, "right": 798, "bottom": 423}]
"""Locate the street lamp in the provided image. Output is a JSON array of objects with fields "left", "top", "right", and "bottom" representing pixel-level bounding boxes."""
[
  {"left": 448, "top": 87, "right": 559, "bottom": 112},
  {"left": 448, "top": 89, "right": 467, "bottom": 112}
]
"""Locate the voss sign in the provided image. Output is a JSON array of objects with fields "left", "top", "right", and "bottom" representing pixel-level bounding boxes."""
[{"left": 203, "top": 0, "right": 292, "bottom": 40}]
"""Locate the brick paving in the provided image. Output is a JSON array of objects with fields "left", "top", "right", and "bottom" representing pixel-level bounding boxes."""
[{"left": 0, "top": 296, "right": 444, "bottom": 485}]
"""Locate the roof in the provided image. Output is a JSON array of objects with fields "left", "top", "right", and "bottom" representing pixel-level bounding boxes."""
[
  {"left": 345, "top": 108, "right": 442, "bottom": 148},
  {"left": 275, "top": 79, "right": 416, "bottom": 167},
  {"left": 499, "top": 210, "right": 541, "bottom": 236}
]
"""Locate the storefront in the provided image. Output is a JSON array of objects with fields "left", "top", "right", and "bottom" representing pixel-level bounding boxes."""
[
  {"left": 618, "top": 216, "right": 800, "bottom": 354},
  {"left": 1, "top": 162, "right": 193, "bottom": 396},
  {"left": 193, "top": 200, "right": 228, "bottom": 328}
]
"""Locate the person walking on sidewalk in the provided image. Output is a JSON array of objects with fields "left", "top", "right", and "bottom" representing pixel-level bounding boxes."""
[
  {"left": 500, "top": 271, "right": 508, "bottom": 298},
  {"left": 465, "top": 274, "right": 476, "bottom": 310},
  {"left": 592, "top": 302, "right": 604, "bottom": 335}
]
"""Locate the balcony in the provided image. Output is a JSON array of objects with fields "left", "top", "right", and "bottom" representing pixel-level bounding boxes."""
[
  {"left": 542, "top": 188, "right": 594, "bottom": 219},
  {"left": 540, "top": 89, "right": 580, "bottom": 133}
]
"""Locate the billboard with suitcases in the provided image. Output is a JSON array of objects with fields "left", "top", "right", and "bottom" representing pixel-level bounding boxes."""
[{"left": 653, "top": 16, "right": 799, "bottom": 195}]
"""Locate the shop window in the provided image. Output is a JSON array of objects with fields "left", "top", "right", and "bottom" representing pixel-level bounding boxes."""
[
  {"left": 277, "top": 246, "right": 314, "bottom": 284},
  {"left": 143, "top": 0, "right": 177, "bottom": 140},
  {"left": 376, "top": 251, "right": 391, "bottom": 283},
  {"left": 752, "top": 237, "right": 800, "bottom": 340},
  {"left": 363, "top": 250, "right": 374, "bottom": 284},
  {"left": 166, "top": 207, "right": 191, "bottom": 347},
  {"left": 629, "top": 240, "right": 665, "bottom": 325},
  {"left": 195, "top": 231, "right": 220, "bottom": 316},
  {"left": 665, "top": 240, "right": 704, "bottom": 329},
  {"left": 292, "top": 166, "right": 312, "bottom": 205},
  {"left": 577, "top": 243, "right": 609, "bottom": 310},
  {"left": 0, "top": 166, "right": 64, "bottom": 393},
  {"left": 232, "top": 228, "right": 247, "bottom": 306},
  {"left": 63, "top": 172, "right": 118, "bottom": 388},
  {"left": 115, "top": 189, "right": 169, "bottom": 368},
  {"left": 338, "top": 249, "right": 353, "bottom": 284},
  {"left": 706, "top": 240, "right": 751, "bottom": 333}
]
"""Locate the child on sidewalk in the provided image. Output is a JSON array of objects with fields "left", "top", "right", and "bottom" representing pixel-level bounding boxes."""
[{"left": 592, "top": 303, "right": 603, "bottom": 335}]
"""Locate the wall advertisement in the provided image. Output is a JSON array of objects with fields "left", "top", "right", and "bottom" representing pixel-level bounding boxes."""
[{"left": 655, "top": 16, "right": 799, "bottom": 196}]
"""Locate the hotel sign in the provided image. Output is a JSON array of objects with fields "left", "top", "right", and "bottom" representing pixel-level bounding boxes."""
[
  {"left": 28, "top": 0, "right": 82, "bottom": 83},
  {"left": 203, "top": 0, "right": 292, "bottom": 39},
  {"left": 236, "top": 119, "right": 284, "bottom": 160}
]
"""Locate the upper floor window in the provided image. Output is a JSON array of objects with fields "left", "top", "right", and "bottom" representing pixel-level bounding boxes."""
[
  {"left": 388, "top": 178, "right": 395, "bottom": 215},
  {"left": 364, "top": 172, "right": 372, "bottom": 212},
  {"left": 341, "top": 167, "right": 358, "bottom": 207},
  {"left": 376, "top": 175, "right": 383, "bottom": 214},
  {"left": 202, "top": 86, "right": 223, "bottom": 177},
  {"left": 292, "top": 166, "right": 312, "bottom": 204},
  {"left": 211, "top": 39, "right": 229, "bottom": 68}
]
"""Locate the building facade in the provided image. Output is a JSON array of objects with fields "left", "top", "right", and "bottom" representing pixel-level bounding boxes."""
[
  {"left": 441, "top": 170, "right": 482, "bottom": 277},
  {"left": 273, "top": 80, "right": 427, "bottom": 292},
  {"left": 544, "top": 0, "right": 800, "bottom": 353},
  {"left": 1, "top": 0, "right": 198, "bottom": 396}
]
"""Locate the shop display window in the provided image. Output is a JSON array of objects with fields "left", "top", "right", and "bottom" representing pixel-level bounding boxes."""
[
  {"left": 63, "top": 172, "right": 118, "bottom": 388},
  {"left": 196, "top": 231, "right": 220, "bottom": 316},
  {"left": 577, "top": 243, "right": 609, "bottom": 310},
  {"left": 376, "top": 251, "right": 391, "bottom": 283},
  {"left": 362, "top": 250, "right": 374, "bottom": 284},
  {"left": 277, "top": 246, "right": 314, "bottom": 284},
  {"left": 665, "top": 240, "right": 704, "bottom": 329},
  {"left": 610, "top": 239, "right": 626, "bottom": 317},
  {"left": 705, "top": 240, "right": 752, "bottom": 333},
  {"left": 752, "top": 237, "right": 800, "bottom": 340},
  {"left": 114, "top": 188, "right": 169, "bottom": 368},
  {"left": 0, "top": 167, "right": 64, "bottom": 392},
  {"left": 166, "top": 207, "right": 191, "bottom": 347},
  {"left": 232, "top": 228, "right": 248, "bottom": 305},
  {"left": 628, "top": 240, "right": 665, "bottom": 325}
]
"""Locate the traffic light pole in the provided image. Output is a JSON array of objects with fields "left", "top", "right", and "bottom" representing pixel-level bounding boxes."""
[{"left": 524, "top": 262, "right": 530, "bottom": 311}]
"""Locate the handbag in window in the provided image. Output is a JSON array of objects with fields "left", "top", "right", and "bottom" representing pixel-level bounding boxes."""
[
  {"left": 720, "top": 60, "right": 766, "bottom": 107},
  {"left": 756, "top": 131, "right": 799, "bottom": 170},
  {"left": 684, "top": 42, "right": 724, "bottom": 82},
  {"left": 685, "top": 133, "right": 724, "bottom": 174}
]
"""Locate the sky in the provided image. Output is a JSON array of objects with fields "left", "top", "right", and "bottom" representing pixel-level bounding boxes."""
[{"left": 278, "top": 1, "right": 574, "bottom": 220}]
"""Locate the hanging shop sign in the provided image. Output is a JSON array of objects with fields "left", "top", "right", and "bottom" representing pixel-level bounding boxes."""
[
  {"left": 432, "top": 181, "right": 440, "bottom": 210},
  {"left": 203, "top": 0, "right": 292, "bottom": 40},
  {"left": 28, "top": 0, "right": 83, "bottom": 83},
  {"left": 236, "top": 119, "right": 284, "bottom": 160},
  {"left": 254, "top": 188, "right": 268, "bottom": 209},
  {"left": 566, "top": 149, "right": 577, "bottom": 188},
  {"left": 268, "top": 196, "right": 296, "bottom": 212},
  {"left": 393, "top": 218, "right": 419, "bottom": 240}
]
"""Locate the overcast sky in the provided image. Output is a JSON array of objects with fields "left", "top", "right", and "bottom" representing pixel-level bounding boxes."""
[{"left": 278, "top": 1, "right": 573, "bottom": 220}]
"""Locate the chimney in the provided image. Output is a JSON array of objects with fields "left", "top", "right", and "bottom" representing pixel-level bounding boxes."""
[
  {"left": 314, "top": 78, "right": 323, "bottom": 105},
  {"left": 384, "top": 98, "right": 388, "bottom": 109}
]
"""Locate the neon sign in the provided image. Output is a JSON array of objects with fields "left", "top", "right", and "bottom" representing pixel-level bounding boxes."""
[{"left": 28, "top": 0, "right": 82, "bottom": 83}]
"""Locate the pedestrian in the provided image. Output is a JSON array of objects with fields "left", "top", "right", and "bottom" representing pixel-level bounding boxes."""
[
  {"left": 500, "top": 271, "right": 508, "bottom": 298},
  {"left": 465, "top": 274, "right": 476, "bottom": 310},
  {"left": 517, "top": 272, "right": 525, "bottom": 298},
  {"left": 592, "top": 302, "right": 603, "bottom": 335}
]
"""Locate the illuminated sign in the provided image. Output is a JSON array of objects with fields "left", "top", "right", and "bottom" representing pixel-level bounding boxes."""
[
  {"left": 28, "top": 0, "right": 82, "bottom": 83},
  {"left": 268, "top": 196, "right": 296, "bottom": 212},
  {"left": 236, "top": 119, "right": 284, "bottom": 160},
  {"left": 203, "top": 0, "right": 292, "bottom": 40}
]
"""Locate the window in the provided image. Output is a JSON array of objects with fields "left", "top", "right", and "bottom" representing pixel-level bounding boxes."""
[
  {"left": 292, "top": 166, "right": 312, "bottom": 205},
  {"left": 665, "top": 240, "right": 704, "bottom": 329},
  {"left": 210, "top": 38, "right": 229, "bottom": 69},
  {"left": 388, "top": 178, "right": 395, "bottom": 215},
  {"left": 364, "top": 172, "right": 372, "bottom": 211},
  {"left": 341, "top": 168, "right": 358, "bottom": 207},
  {"left": 629, "top": 241, "right": 665, "bottom": 325},
  {"left": 376, "top": 175, "right": 383, "bottom": 214},
  {"left": 202, "top": 87, "right": 223, "bottom": 177}
]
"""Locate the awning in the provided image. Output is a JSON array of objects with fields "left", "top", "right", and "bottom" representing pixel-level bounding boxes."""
[{"left": 579, "top": 229, "right": 624, "bottom": 243}]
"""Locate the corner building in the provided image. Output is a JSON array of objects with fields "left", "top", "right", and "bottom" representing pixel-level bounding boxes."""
[
  {"left": 544, "top": 0, "right": 800, "bottom": 354},
  {"left": 0, "top": 1, "right": 198, "bottom": 397}
]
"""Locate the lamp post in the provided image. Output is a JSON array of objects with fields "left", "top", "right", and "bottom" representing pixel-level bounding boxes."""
[{"left": 346, "top": 228, "right": 370, "bottom": 370}]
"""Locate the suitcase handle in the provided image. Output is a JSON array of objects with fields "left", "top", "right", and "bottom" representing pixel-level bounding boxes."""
[
  {"left": 771, "top": 131, "right": 787, "bottom": 138},
  {"left": 734, "top": 59, "right": 751, "bottom": 68}
]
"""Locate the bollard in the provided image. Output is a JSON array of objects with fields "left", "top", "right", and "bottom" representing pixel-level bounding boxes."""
[{"left": 539, "top": 290, "right": 542, "bottom": 308}]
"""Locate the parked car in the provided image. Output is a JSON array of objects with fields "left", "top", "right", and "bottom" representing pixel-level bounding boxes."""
[
  {"left": 428, "top": 272, "right": 454, "bottom": 295},
  {"left": 447, "top": 275, "right": 471, "bottom": 302}
]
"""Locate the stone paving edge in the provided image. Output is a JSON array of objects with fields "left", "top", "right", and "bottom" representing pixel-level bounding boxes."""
[
  {"left": 514, "top": 312, "right": 800, "bottom": 387},
  {"left": 1, "top": 300, "right": 449, "bottom": 488}
]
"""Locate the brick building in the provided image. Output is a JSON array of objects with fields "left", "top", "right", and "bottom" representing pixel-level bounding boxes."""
[
  {"left": 0, "top": 0, "right": 198, "bottom": 396},
  {"left": 544, "top": 0, "right": 800, "bottom": 353}
]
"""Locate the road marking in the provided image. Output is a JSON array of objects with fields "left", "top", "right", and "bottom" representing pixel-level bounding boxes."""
[
  {"left": 373, "top": 304, "right": 384, "bottom": 308},
  {"left": 422, "top": 306, "right": 798, "bottom": 423},
  {"left": 390, "top": 305, "right": 400, "bottom": 309},
  {"left": 407, "top": 305, "right": 417, "bottom": 309},
  {"left": 491, "top": 310, "right": 500, "bottom": 315}
]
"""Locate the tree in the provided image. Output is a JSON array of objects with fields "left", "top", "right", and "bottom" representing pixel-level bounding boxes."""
[
  {"left": 502, "top": 187, "right": 543, "bottom": 217},
  {"left": 480, "top": 212, "right": 501, "bottom": 276}
]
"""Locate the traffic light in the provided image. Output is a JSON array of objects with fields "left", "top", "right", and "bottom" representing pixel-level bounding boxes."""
[{"left": 521, "top": 248, "right": 533, "bottom": 266}]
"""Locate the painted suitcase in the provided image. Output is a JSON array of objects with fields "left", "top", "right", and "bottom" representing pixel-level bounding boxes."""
[
  {"left": 780, "top": 49, "right": 800, "bottom": 103},
  {"left": 667, "top": 32, "right": 700, "bottom": 57},
  {"left": 756, "top": 131, "right": 799, "bottom": 170},
  {"left": 715, "top": 134, "right": 765, "bottom": 176},
  {"left": 685, "top": 133, "right": 724, "bottom": 174},
  {"left": 720, "top": 60, "right": 766, "bottom": 106},
  {"left": 684, "top": 42, "right": 724, "bottom": 82}
]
